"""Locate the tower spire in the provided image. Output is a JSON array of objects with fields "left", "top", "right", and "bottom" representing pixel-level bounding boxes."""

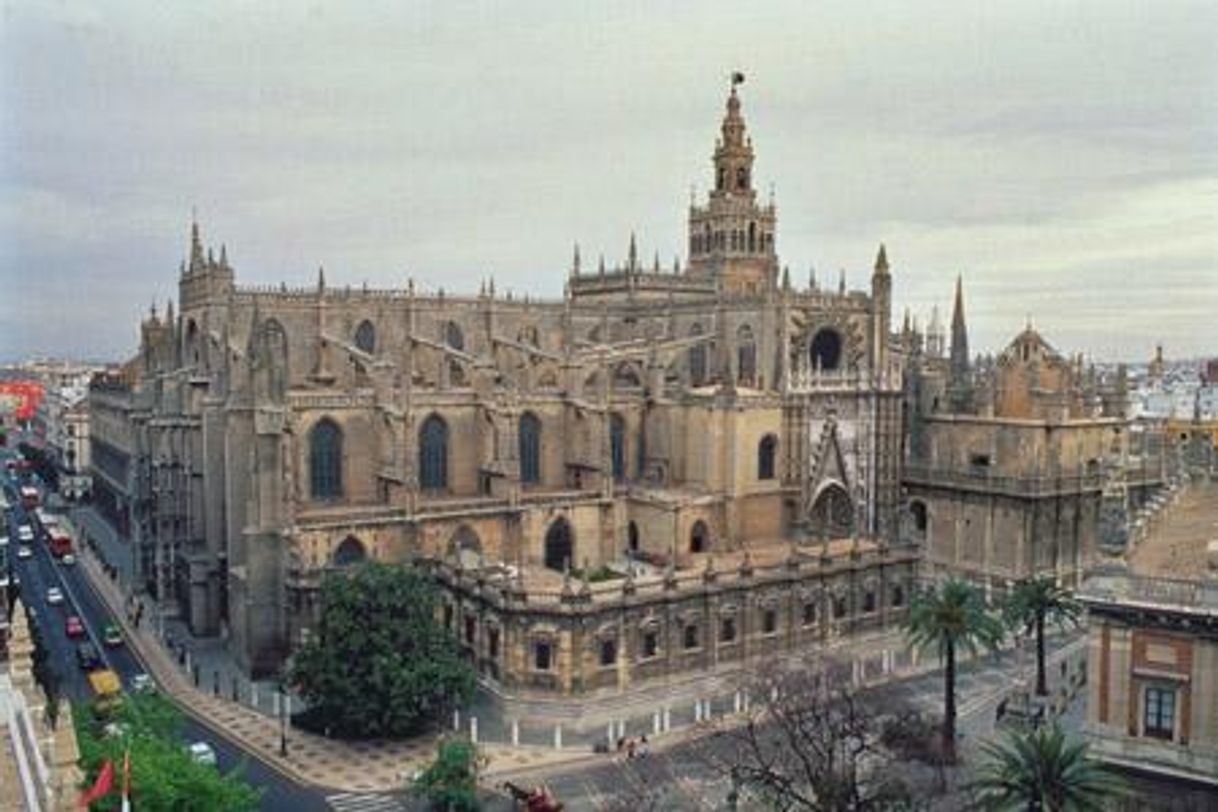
[
  {"left": 949, "top": 274, "right": 973, "bottom": 410},
  {"left": 188, "top": 211, "right": 205, "bottom": 272}
]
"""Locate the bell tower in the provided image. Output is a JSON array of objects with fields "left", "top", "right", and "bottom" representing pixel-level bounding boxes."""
[{"left": 687, "top": 74, "right": 778, "bottom": 296}]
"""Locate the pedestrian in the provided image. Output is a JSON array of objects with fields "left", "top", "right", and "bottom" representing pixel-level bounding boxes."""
[
  {"left": 638, "top": 734, "right": 649, "bottom": 758},
  {"left": 626, "top": 738, "right": 636, "bottom": 760},
  {"left": 615, "top": 735, "right": 625, "bottom": 753}
]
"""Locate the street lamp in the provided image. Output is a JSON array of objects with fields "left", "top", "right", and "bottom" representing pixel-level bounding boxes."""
[{"left": 278, "top": 673, "right": 289, "bottom": 757}]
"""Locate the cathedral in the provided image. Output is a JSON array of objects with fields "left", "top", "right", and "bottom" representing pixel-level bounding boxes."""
[{"left": 120, "top": 83, "right": 915, "bottom": 691}]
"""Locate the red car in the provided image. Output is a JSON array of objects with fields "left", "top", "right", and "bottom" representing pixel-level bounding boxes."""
[{"left": 65, "top": 615, "right": 85, "bottom": 639}]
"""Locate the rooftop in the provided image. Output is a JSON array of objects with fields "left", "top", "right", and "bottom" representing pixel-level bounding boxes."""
[{"left": 1127, "top": 480, "right": 1218, "bottom": 579}]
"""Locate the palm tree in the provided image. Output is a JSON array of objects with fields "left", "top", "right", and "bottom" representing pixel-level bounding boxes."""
[
  {"left": 903, "top": 578, "right": 1004, "bottom": 763},
  {"left": 1004, "top": 577, "right": 1082, "bottom": 697},
  {"left": 969, "top": 725, "right": 1124, "bottom": 811}
]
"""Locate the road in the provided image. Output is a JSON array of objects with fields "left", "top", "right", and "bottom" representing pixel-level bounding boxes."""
[{"left": 2, "top": 450, "right": 342, "bottom": 811}]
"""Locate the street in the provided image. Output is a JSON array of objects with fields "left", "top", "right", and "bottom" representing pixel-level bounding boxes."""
[{"left": 3, "top": 449, "right": 337, "bottom": 812}]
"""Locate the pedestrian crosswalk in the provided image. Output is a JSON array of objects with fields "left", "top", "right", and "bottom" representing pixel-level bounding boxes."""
[{"left": 325, "top": 792, "right": 407, "bottom": 812}]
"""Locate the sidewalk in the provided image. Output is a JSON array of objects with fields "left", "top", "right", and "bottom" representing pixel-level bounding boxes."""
[{"left": 75, "top": 541, "right": 599, "bottom": 792}]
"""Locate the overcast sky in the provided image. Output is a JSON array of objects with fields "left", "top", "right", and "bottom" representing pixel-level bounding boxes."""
[{"left": 2, "top": 1, "right": 1216, "bottom": 364}]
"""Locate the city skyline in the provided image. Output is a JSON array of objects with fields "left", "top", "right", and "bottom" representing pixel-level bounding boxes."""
[{"left": 3, "top": 1, "right": 1216, "bottom": 364}]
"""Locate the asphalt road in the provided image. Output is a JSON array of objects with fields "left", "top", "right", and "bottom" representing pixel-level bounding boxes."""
[{"left": 2, "top": 453, "right": 333, "bottom": 811}]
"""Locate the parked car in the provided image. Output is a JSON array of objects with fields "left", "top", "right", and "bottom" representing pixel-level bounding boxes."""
[
  {"left": 60, "top": 553, "right": 76, "bottom": 566},
  {"left": 17, "top": 545, "right": 32, "bottom": 559},
  {"left": 17, "top": 525, "right": 34, "bottom": 542},
  {"left": 187, "top": 741, "right": 217, "bottom": 766},
  {"left": 102, "top": 623, "right": 123, "bottom": 647},
  {"left": 130, "top": 673, "right": 155, "bottom": 693},
  {"left": 76, "top": 642, "right": 101, "bottom": 670},
  {"left": 46, "top": 587, "right": 64, "bottom": 606},
  {"left": 65, "top": 615, "right": 85, "bottom": 638}
]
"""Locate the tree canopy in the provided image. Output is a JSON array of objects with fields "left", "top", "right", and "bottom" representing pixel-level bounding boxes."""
[
  {"left": 74, "top": 693, "right": 261, "bottom": 811},
  {"left": 290, "top": 561, "right": 476, "bottom": 738},
  {"left": 1003, "top": 576, "right": 1082, "bottom": 696},
  {"left": 412, "top": 737, "right": 483, "bottom": 811},
  {"left": 969, "top": 725, "right": 1124, "bottom": 811}
]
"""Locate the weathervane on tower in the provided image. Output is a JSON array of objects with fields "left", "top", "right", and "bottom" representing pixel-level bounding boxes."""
[{"left": 731, "top": 70, "right": 745, "bottom": 88}]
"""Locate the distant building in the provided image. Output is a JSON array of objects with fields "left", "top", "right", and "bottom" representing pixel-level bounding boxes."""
[{"left": 1079, "top": 480, "right": 1218, "bottom": 810}]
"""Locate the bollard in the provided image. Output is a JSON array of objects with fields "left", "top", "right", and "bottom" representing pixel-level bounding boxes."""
[
  {"left": 510, "top": 719, "right": 520, "bottom": 746},
  {"left": 733, "top": 690, "right": 741, "bottom": 714},
  {"left": 251, "top": 684, "right": 259, "bottom": 710},
  {"left": 192, "top": 664, "right": 200, "bottom": 687},
  {"left": 470, "top": 716, "right": 478, "bottom": 744},
  {"left": 607, "top": 722, "right": 615, "bottom": 748},
  {"left": 554, "top": 725, "right": 562, "bottom": 750},
  {"left": 662, "top": 706, "right": 671, "bottom": 732},
  {"left": 653, "top": 710, "right": 662, "bottom": 734},
  {"left": 214, "top": 670, "right": 221, "bottom": 697},
  {"left": 453, "top": 709, "right": 461, "bottom": 732},
  {"left": 617, "top": 719, "right": 626, "bottom": 740},
  {"left": 694, "top": 700, "right": 702, "bottom": 723},
  {"left": 272, "top": 692, "right": 281, "bottom": 717}
]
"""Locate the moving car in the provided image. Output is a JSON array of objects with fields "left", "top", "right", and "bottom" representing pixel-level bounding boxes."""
[
  {"left": 65, "top": 615, "right": 85, "bottom": 638},
  {"left": 46, "top": 587, "right": 64, "bottom": 605},
  {"left": 187, "top": 742, "right": 217, "bottom": 766},
  {"left": 17, "top": 545, "right": 32, "bottom": 560},
  {"left": 88, "top": 669, "right": 123, "bottom": 714},
  {"left": 102, "top": 623, "right": 123, "bottom": 647},
  {"left": 76, "top": 642, "right": 101, "bottom": 670},
  {"left": 17, "top": 525, "right": 34, "bottom": 542},
  {"left": 130, "top": 673, "right": 155, "bottom": 693},
  {"left": 60, "top": 553, "right": 76, "bottom": 566}
]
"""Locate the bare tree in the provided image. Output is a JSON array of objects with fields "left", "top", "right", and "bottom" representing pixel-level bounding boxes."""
[{"left": 696, "top": 657, "right": 940, "bottom": 811}]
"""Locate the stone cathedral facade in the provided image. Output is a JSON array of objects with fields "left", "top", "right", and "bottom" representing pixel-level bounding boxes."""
[{"left": 125, "top": 85, "right": 915, "bottom": 692}]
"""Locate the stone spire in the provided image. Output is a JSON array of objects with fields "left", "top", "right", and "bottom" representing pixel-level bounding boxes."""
[
  {"left": 571, "top": 243, "right": 581, "bottom": 276},
  {"left": 873, "top": 243, "right": 889, "bottom": 276},
  {"left": 188, "top": 214, "right": 205, "bottom": 272},
  {"left": 950, "top": 274, "right": 969, "bottom": 379},
  {"left": 628, "top": 232, "right": 638, "bottom": 271},
  {"left": 948, "top": 274, "right": 973, "bottom": 411},
  {"left": 219, "top": 242, "right": 229, "bottom": 268}
]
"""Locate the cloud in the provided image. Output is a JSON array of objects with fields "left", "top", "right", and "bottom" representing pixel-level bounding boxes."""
[{"left": 1, "top": 0, "right": 1215, "bottom": 363}]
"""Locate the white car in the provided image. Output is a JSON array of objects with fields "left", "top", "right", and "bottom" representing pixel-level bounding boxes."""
[
  {"left": 17, "top": 526, "right": 34, "bottom": 543},
  {"left": 60, "top": 553, "right": 76, "bottom": 566},
  {"left": 187, "top": 741, "right": 217, "bottom": 766},
  {"left": 46, "top": 587, "right": 64, "bottom": 606},
  {"left": 17, "top": 545, "right": 32, "bottom": 560},
  {"left": 130, "top": 673, "right": 156, "bottom": 693}
]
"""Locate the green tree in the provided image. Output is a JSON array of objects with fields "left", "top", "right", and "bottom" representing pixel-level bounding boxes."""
[
  {"left": 73, "top": 693, "right": 262, "bottom": 811},
  {"left": 290, "top": 561, "right": 476, "bottom": 738},
  {"left": 969, "top": 725, "right": 1124, "bottom": 811},
  {"left": 412, "top": 737, "right": 483, "bottom": 811},
  {"left": 1003, "top": 577, "right": 1082, "bottom": 697},
  {"left": 903, "top": 578, "right": 1004, "bottom": 763}
]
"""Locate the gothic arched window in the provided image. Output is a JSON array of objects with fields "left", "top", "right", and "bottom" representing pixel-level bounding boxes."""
[
  {"left": 332, "top": 535, "right": 366, "bottom": 567},
  {"left": 354, "top": 320, "right": 376, "bottom": 354},
  {"left": 689, "top": 324, "right": 707, "bottom": 385},
  {"left": 810, "top": 329, "right": 843, "bottom": 372},
  {"left": 419, "top": 414, "right": 449, "bottom": 491},
  {"left": 809, "top": 484, "right": 854, "bottom": 540},
  {"left": 690, "top": 520, "right": 709, "bottom": 553},
  {"left": 737, "top": 324, "right": 756, "bottom": 387},
  {"left": 544, "top": 517, "right": 574, "bottom": 572},
  {"left": 519, "top": 412, "right": 542, "bottom": 485},
  {"left": 748, "top": 221, "right": 757, "bottom": 253},
  {"left": 736, "top": 166, "right": 748, "bottom": 190},
  {"left": 309, "top": 418, "right": 343, "bottom": 500},
  {"left": 610, "top": 413, "right": 626, "bottom": 482},
  {"left": 758, "top": 434, "right": 777, "bottom": 481},
  {"left": 445, "top": 321, "right": 464, "bottom": 351}
]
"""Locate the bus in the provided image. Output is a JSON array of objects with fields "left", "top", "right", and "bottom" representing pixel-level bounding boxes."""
[{"left": 19, "top": 486, "right": 39, "bottom": 509}]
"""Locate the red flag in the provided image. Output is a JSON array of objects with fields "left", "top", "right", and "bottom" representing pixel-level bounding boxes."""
[{"left": 79, "top": 759, "right": 115, "bottom": 807}]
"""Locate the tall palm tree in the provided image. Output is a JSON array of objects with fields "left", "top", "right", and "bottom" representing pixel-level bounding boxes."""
[
  {"left": 903, "top": 578, "right": 1004, "bottom": 763},
  {"left": 1004, "top": 577, "right": 1082, "bottom": 697},
  {"left": 969, "top": 725, "right": 1124, "bottom": 811}
]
